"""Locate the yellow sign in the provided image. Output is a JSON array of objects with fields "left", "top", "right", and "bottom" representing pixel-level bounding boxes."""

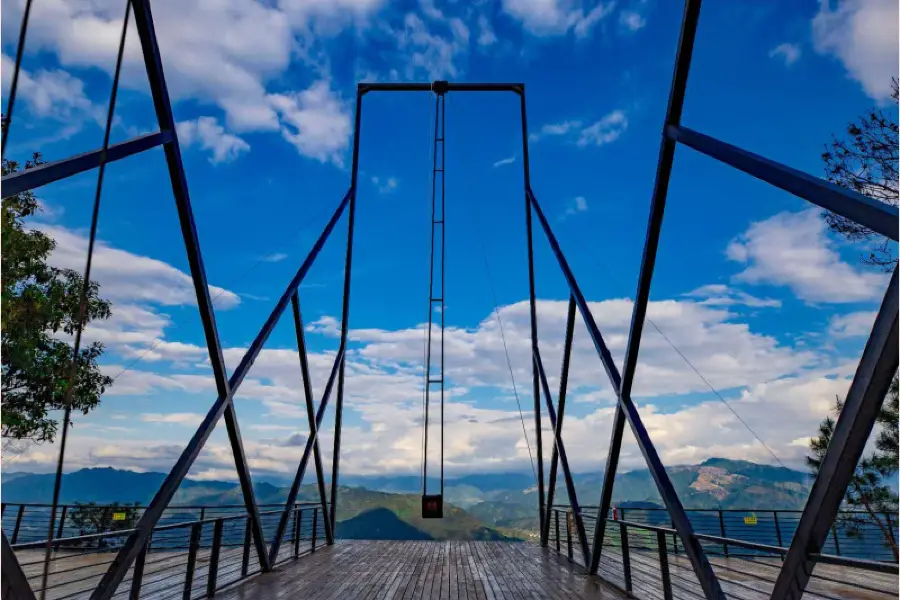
[
  {"left": 744, "top": 515, "right": 757, "bottom": 526},
  {"left": 112, "top": 512, "right": 127, "bottom": 521}
]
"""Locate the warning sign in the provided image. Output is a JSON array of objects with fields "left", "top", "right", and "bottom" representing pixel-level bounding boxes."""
[
  {"left": 744, "top": 515, "right": 757, "bottom": 526},
  {"left": 112, "top": 512, "right": 127, "bottom": 521}
]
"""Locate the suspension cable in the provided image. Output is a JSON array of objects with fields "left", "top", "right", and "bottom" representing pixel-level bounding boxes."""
[
  {"left": 40, "top": 2, "right": 131, "bottom": 598},
  {"left": 467, "top": 195, "right": 539, "bottom": 486},
  {"left": 1, "top": 0, "right": 34, "bottom": 159}
]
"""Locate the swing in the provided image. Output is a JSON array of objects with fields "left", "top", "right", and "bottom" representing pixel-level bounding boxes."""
[{"left": 421, "top": 84, "right": 447, "bottom": 519}]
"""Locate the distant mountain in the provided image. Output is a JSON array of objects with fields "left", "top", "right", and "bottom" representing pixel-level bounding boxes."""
[
  {"left": 1, "top": 458, "right": 811, "bottom": 541},
  {"left": 336, "top": 508, "right": 433, "bottom": 540}
]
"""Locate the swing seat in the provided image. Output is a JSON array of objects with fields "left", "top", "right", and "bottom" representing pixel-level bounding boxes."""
[{"left": 421, "top": 494, "right": 443, "bottom": 519}]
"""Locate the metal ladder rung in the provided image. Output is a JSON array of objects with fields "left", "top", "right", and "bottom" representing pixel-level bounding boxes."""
[
  {"left": 428, "top": 378, "right": 443, "bottom": 384},
  {"left": 430, "top": 298, "right": 443, "bottom": 302}
]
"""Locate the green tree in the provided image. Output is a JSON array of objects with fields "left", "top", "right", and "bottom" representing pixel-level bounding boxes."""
[
  {"left": 821, "top": 78, "right": 898, "bottom": 270},
  {"left": 69, "top": 501, "right": 140, "bottom": 534},
  {"left": 1, "top": 151, "right": 113, "bottom": 444},
  {"left": 808, "top": 375, "right": 899, "bottom": 558}
]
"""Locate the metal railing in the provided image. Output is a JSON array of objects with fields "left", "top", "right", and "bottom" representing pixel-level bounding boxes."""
[
  {"left": 549, "top": 505, "right": 899, "bottom": 563},
  {"left": 9, "top": 505, "right": 325, "bottom": 600},
  {"left": 547, "top": 507, "right": 899, "bottom": 600},
  {"left": 1, "top": 502, "right": 320, "bottom": 546}
]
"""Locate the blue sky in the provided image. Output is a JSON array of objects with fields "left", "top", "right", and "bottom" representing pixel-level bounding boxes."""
[{"left": 1, "top": 0, "right": 897, "bottom": 486}]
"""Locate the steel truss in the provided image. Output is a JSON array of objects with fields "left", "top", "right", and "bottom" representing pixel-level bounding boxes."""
[{"left": 2, "top": 2, "right": 897, "bottom": 600}]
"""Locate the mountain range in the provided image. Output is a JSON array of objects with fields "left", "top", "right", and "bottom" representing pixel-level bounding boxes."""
[{"left": 2, "top": 458, "right": 813, "bottom": 541}]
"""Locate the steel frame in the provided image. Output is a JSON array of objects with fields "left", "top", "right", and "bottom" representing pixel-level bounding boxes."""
[{"left": 2, "top": 1, "right": 897, "bottom": 598}]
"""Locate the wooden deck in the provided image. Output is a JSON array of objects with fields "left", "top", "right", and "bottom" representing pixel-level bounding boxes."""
[{"left": 216, "top": 541, "right": 627, "bottom": 600}]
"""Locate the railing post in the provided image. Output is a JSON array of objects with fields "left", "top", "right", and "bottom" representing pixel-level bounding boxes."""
[
  {"left": 183, "top": 522, "right": 202, "bottom": 600},
  {"left": 620, "top": 522, "right": 632, "bottom": 593},
  {"left": 885, "top": 512, "right": 898, "bottom": 560},
  {"left": 718, "top": 510, "right": 728, "bottom": 557},
  {"left": 241, "top": 519, "right": 251, "bottom": 578},
  {"left": 130, "top": 535, "right": 150, "bottom": 600},
  {"left": 554, "top": 511, "right": 561, "bottom": 553},
  {"left": 56, "top": 506, "right": 68, "bottom": 540},
  {"left": 831, "top": 524, "right": 842, "bottom": 556},
  {"left": 199, "top": 508, "right": 206, "bottom": 523},
  {"left": 566, "top": 511, "right": 574, "bottom": 562},
  {"left": 11, "top": 506, "right": 24, "bottom": 544},
  {"left": 1, "top": 504, "right": 6, "bottom": 516},
  {"left": 671, "top": 520, "right": 678, "bottom": 555},
  {"left": 658, "top": 530, "right": 673, "bottom": 600},
  {"left": 774, "top": 511, "right": 785, "bottom": 560},
  {"left": 311, "top": 508, "right": 318, "bottom": 553},
  {"left": 294, "top": 510, "right": 302, "bottom": 558},
  {"left": 206, "top": 519, "right": 223, "bottom": 597}
]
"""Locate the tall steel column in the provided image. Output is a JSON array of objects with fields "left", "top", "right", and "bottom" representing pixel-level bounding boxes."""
[{"left": 330, "top": 87, "right": 363, "bottom": 530}]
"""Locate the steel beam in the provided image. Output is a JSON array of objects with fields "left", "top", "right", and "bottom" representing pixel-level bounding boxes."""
[
  {"left": 771, "top": 269, "right": 898, "bottom": 600},
  {"left": 294, "top": 292, "right": 334, "bottom": 544},
  {"left": 91, "top": 187, "right": 351, "bottom": 600},
  {"left": 2, "top": 532, "right": 36, "bottom": 600},
  {"left": 267, "top": 332, "right": 344, "bottom": 564},
  {"left": 359, "top": 82, "right": 524, "bottom": 94},
  {"left": 1, "top": 132, "right": 170, "bottom": 198},
  {"left": 590, "top": 0, "right": 702, "bottom": 574},
  {"left": 528, "top": 187, "right": 724, "bottom": 600},
  {"left": 330, "top": 89, "right": 363, "bottom": 531},
  {"left": 519, "top": 88, "right": 546, "bottom": 538},
  {"left": 534, "top": 347, "right": 590, "bottom": 567},
  {"left": 130, "top": 0, "right": 270, "bottom": 580},
  {"left": 542, "top": 295, "right": 576, "bottom": 545},
  {"left": 667, "top": 125, "right": 899, "bottom": 242}
]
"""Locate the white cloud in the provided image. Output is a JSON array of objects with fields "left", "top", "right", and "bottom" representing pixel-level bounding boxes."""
[
  {"left": 1, "top": 54, "right": 99, "bottom": 138},
  {"left": 812, "top": 0, "right": 899, "bottom": 101},
  {"left": 32, "top": 223, "right": 241, "bottom": 310},
  {"left": 828, "top": 311, "right": 876, "bottom": 338},
  {"left": 176, "top": 116, "right": 250, "bottom": 164},
  {"left": 396, "top": 13, "right": 470, "bottom": 79},
  {"left": 618, "top": 10, "right": 646, "bottom": 33},
  {"left": 577, "top": 110, "right": 628, "bottom": 146},
  {"left": 261, "top": 253, "right": 289, "bottom": 263},
  {"left": 562, "top": 196, "right": 588, "bottom": 219},
  {"left": 726, "top": 209, "right": 889, "bottom": 304},
  {"left": 684, "top": 284, "right": 782, "bottom": 309},
  {"left": 502, "top": 0, "right": 615, "bottom": 37},
  {"left": 268, "top": 80, "right": 352, "bottom": 166},
  {"left": 477, "top": 14, "right": 498, "bottom": 47},
  {"left": 769, "top": 42, "right": 802, "bottom": 67},
  {"left": 141, "top": 413, "right": 205, "bottom": 425},
  {"left": 371, "top": 175, "right": 399, "bottom": 194},
  {"left": 493, "top": 155, "right": 516, "bottom": 168},
  {"left": 529, "top": 119, "right": 582, "bottom": 142}
]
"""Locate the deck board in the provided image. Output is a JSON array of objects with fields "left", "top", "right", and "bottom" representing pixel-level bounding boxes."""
[{"left": 214, "top": 541, "right": 626, "bottom": 600}]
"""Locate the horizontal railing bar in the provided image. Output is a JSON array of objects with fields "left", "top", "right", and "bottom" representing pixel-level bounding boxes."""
[
  {"left": 810, "top": 553, "right": 900, "bottom": 574},
  {"left": 693, "top": 533, "right": 785, "bottom": 554},
  {"left": 11, "top": 506, "right": 313, "bottom": 549},
  {"left": 666, "top": 124, "right": 899, "bottom": 242},
  {"left": 613, "top": 519, "right": 677, "bottom": 534},
  {"left": 1, "top": 131, "right": 171, "bottom": 198}
]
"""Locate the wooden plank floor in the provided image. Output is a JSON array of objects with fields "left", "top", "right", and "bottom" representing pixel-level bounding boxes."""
[{"left": 215, "top": 541, "right": 627, "bottom": 600}]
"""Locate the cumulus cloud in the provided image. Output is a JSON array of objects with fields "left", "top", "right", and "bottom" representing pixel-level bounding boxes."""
[
  {"left": 618, "top": 11, "right": 646, "bottom": 33},
  {"left": 395, "top": 13, "right": 470, "bottom": 79},
  {"left": 268, "top": 80, "right": 352, "bottom": 166},
  {"left": 33, "top": 223, "right": 241, "bottom": 309},
  {"left": 577, "top": 110, "right": 628, "bottom": 146},
  {"left": 828, "top": 311, "right": 877, "bottom": 338},
  {"left": 812, "top": 0, "right": 899, "bottom": 101},
  {"left": 371, "top": 175, "right": 399, "bottom": 194},
  {"left": 529, "top": 120, "right": 583, "bottom": 143},
  {"left": 493, "top": 155, "right": 516, "bottom": 168},
  {"left": 561, "top": 196, "right": 588, "bottom": 220},
  {"left": 769, "top": 43, "right": 802, "bottom": 67},
  {"left": 726, "top": 209, "right": 889, "bottom": 304},
  {"left": 502, "top": 0, "right": 615, "bottom": 37},
  {"left": 177, "top": 117, "right": 250, "bottom": 163}
]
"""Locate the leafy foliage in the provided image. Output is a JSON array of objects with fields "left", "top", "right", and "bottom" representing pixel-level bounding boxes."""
[
  {"left": 821, "top": 78, "right": 898, "bottom": 270},
  {"left": 1, "top": 152, "right": 113, "bottom": 443},
  {"left": 807, "top": 375, "right": 899, "bottom": 557},
  {"left": 69, "top": 501, "right": 140, "bottom": 534}
]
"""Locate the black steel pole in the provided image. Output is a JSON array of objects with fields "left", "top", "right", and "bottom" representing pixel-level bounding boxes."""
[
  {"left": 590, "top": 0, "right": 702, "bottom": 575},
  {"left": 542, "top": 296, "right": 576, "bottom": 546},
  {"left": 518, "top": 85, "right": 546, "bottom": 539},
  {"left": 330, "top": 87, "right": 363, "bottom": 531}
]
